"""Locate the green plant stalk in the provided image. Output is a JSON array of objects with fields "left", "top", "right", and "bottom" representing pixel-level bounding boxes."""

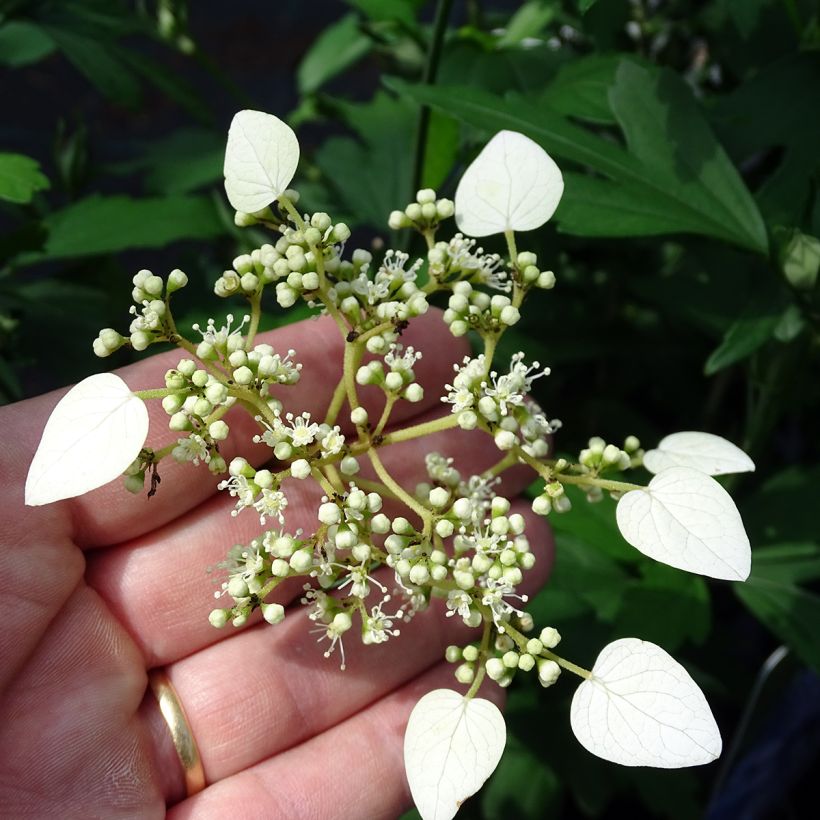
[
  {"left": 368, "top": 447, "right": 432, "bottom": 533},
  {"left": 466, "top": 618, "right": 493, "bottom": 700},
  {"left": 410, "top": 0, "right": 455, "bottom": 194},
  {"left": 378, "top": 412, "right": 460, "bottom": 445}
]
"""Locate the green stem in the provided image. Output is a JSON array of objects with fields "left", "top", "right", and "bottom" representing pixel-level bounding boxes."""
[
  {"left": 514, "top": 446, "right": 643, "bottom": 493},
  {"left": 504, "top": 229, "right": 517, "bottom": 262},
  {"left": 324, "top": 376, "right": 348, "bottom": 426},
  {"left": 410, "top": 0, "right": 454, "bottom": 194},
  {"left": 134, "top": 387, "right": 178, "bottom": 400},
  {"left": 466, "top": 618, "right": 493, "bottom": 700},
  {"left": 379, "top": 412, "right": 460, "bottom": 446},
  {"left": 367, "top": 448, "right": 432, "bottom": 532},
  {"left": 324, "top": 463, "right": 345, "bottom": 494},
  {"left": 311, "top": 467, "right": 337, "bottom": 498},
  {"left": 246, "top": 291, "right": 262, "bottom": 348},
  {"left": 502, "top": 620, "right": 591, "bottom": 680},
  {"left": 356, "top": 321, "right": 394, "bottom": 344},
  {"left": 278, "top": 194, "right": 305, "bottom": 230},
  {"left": 482, "top": 334, "right": 498, "bottom": 373},
  {"left": 541, "top": 648, "right": 592, "bottom": 680},
  {"left": 555, "top": 472, "right": 643, "bottom": 494},
  {"left": 373, "top": 394, "right": 398, "bottom": 437},
  {"left": 483, "top": 451, "right": 518, "bottom": 479},
  {"left": 344, "top": 341, "right": 365, "bottom": 413}
]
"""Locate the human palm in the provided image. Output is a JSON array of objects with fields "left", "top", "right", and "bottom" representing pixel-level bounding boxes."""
[{"left": 0, "top": 312, "right": 551, "bottom": 818}]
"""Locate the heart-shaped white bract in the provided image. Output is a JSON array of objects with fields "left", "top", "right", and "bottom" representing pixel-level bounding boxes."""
[
  {"left": 643, "top": 431, "right": 755, "bottom": 476},
  {"left": 616, "top": 466, "right": 751, "bottom": 581},
  {"left": 404, "top": 688, "right": 506, "bottom": 820},
  {"left": 571, "top": 638, "right": 722, "bottom": 768},
  {"left": 25, "top": 373, "right": 149, "bottom": 506},
  {"left": 454, "top": 130, "right": 564, "bottom": 237},
  {"left": 223, "top": 110, "right": 300, "bottom": 213}
]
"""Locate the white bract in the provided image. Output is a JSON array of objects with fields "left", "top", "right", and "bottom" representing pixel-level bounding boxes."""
[
  {"left": 643, "top": 431, "right": 755, "bottom": 476},
  {"left": 223, "top": 110, "right": 300, "bottom": 213},
  {"left": 404, "top": 689, "right": 506, "bottom": 820},
  {"left": 570, "top": 638, "right": 722, "bottom": 768},
  {"left": 616, "top": 467, "right": 751, "bottom": 581},
  {"left": 454, "top": 130, "right": 564, "bottom": 237},
  {"left": 25, "top": 373, "right": 149, "bottom": 506}
]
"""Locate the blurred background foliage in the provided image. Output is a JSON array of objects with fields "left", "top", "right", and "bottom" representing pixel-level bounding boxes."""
[{"left": 2, "top": 0, "right": 820, "bottom": 817}]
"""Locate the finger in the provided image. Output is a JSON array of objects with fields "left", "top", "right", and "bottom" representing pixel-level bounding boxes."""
[
  {"left": 167, "top": 659, "right": 505, "bottom": 820},
  {"left": 0, "top": 583, "right": 165, "bottom": 818},
  {"left": 0, "top": 534, "right": 84, "bottom": 693},
  {"left": 155, "top": 503, "right": 551, "bottom": 784},
  {"left": 86, "top": 415, "right": 538, "bottom": 667}
]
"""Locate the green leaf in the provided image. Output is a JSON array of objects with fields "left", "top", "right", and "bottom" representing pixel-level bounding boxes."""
[
  {"left": 615, "top": 563, "right": 711, "bottom": 651},
  {"left": 482, "top": 735, "right": 561, "bottom": 817},
  {"left": 0, "top": 21, "right": 55, "bottom": 67},
  {"left": 538, "top": 532, "right": 631, "bottom": 621},
  {"left": 577, "top": 0, "right": 600, "bottom": 13},
  {"left": 496, "top": 2, "right": 555, "bottom": 49},
  {"left": 312, "top": 93, "right": 414, "bottom": 229},
  {"left": 109, "top": 129, "right": 224, "bottom": 195},
  {"left": 21, "top": 194, "right": 223, "bottom": 262},
  {"left": 540, "top": 54, "right": 623, "bottom": 124},
  {"left": 44, "top": 25, "right": 142, "bottom": 106},
  {"left": 297, "top": 13, "right": 371, "bottom": 95},
  {"left": 0, "top": 153, "right": 50, "bottom": 204},
  {"left": 606, "top": 62, "right": 768, "bottom": 254},
  {"left": 735, "top": 543, "right": 820, "bottom": 674},
  {"left": 346, "top": 0, "right": 418, "bottom": 26},
  {"left": 388, "top": 62, "right": 768, "bottom": 252},
  {"left": 548, "top": 486, "right": 637, "bottom": 563},
  {"left": 712, "top": 54, "right": 820, "bottom": 225},
  {"left": 743, "top": 466, "right": 820, "bottom": 546},
  {"left": 421, "top": 111, "right": 459, "bottom": 190},
  {"left": 704, "top": 294, "right": 785, "bottom": 375}
]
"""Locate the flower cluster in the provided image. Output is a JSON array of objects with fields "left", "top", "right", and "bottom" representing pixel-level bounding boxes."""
[{"left": 27, "top": 112, "right": 757, "bottom": 820}]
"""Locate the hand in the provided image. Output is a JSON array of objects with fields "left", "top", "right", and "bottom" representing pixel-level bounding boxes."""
[{"left": 0, "top": 311, "right": 552, "bottom": 819}]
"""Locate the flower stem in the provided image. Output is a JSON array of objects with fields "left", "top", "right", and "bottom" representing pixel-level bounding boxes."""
[
  {"left": 324, "top": 376, "right": 348, "bottom": 426},
  {"left": 466, "top": 618, "right": 493, "bottom": 700},
  {"left": 411, "top": 0, "right": 454, "bottom": 194},
  {"left": 379, "top": 412, "right": 460, "bottom": 446},
  {"left": 367, "top": 448, "right": 431, "bottom": 532}
]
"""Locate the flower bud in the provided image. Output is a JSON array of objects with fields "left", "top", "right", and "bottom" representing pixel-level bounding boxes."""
[
  {"left": 261, "top": 603, "right": 285, "bottom": 625},
  {"left": 290, "top": 458, "right": 311, "bottom": 479}
]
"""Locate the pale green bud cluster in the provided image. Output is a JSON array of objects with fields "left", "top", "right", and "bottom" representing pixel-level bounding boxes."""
[
  {"left": 444, "top": 281, "right": 520, "bottom": 337},
  {"left": 356, "top": 344, "right": 424, "bottom": 403},
  {"left": 94, "top": 268, "right": 188, "bottom": 356},
  {"left": 532, "top": 475, "right": 572, "bottom": 516},
  {"left": 513, "top": 250, "right": 555, "bottom": 290},
  {"left": 389, "top": 188, "right": 454, "bottom": 232}
]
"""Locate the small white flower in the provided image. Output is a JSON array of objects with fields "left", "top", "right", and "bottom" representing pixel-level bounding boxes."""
[
  {"left": 218, "top": 474, "right": 257, "bottom": 517},
  {"left": 253, "top": 488, "right": 288, "bottom": 525},
  {"left": 192, "top": 313, "right": 249, "bottom": 351},
  {"left": 445, "top": 589, "right": 474, "bottom": 621},
  {"left": 286, "top": 412, "right": 320, "bottom": 448},
  {"left": 320, "top": 425, "right": 345, "bottom": 457},
  {"left": 172, "top": 434, "right": 210, "bottom": 465},
  {"left": 362, "top": 598, "right": 402, "bottom": 645},
  {"left": 481, "top": 578, "right": 528, "bottom": 631}
]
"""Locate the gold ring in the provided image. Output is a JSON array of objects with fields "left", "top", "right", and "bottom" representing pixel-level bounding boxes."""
[{"left": 149, "top": 669, "right": 206, "bottom": 797}]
